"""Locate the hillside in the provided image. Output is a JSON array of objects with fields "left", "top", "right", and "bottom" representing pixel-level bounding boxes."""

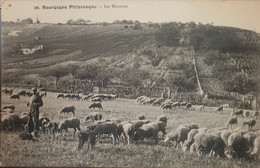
[{"left": 2, "top": 22, "right": 260, "bottom": 100}]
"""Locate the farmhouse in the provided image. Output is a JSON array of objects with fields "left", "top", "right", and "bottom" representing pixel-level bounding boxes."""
[
  {"left": 8, "top": 31, "right": 22, "bottom": 36},
  {"left": 20, "top": 44, "right": 43, "bottom": 55}
]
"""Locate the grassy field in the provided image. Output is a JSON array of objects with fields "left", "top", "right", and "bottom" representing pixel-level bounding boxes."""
[{"left": 1, "top": 89, "right": 260, "bottom": 167}]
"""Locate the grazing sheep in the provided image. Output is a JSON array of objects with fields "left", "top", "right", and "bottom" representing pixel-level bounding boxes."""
[
  {"left": 215, "top": 105, "right": 223, "bottom": 112},
  {"left": 116, "top": 122, "right": 124, "bottom": 138},
  {"left": 243, "top": 119, "right": 256, "bottom": 130},
  {"left": 195, "top": 105, "right": 204, "bottom": 111},
  {"left": 243, "top": 111, "right": 250, "bottom": 118},
  {"left": 80, "top": 96, "right": 89, "bottom": 101},
  {"left": 252, "top": 111, "right": 259, "bottom": 119},
  {"left": 88, "top": 102, "right": 103, "bottom": 110},
  {"left": 1, "top": 114, "right": 20, "bottom": 131},
  {"left": 57, "top": 93, "right": 64, "bottom": 99},
  {"left": 243, "top": 132, "right": 257, "bottom": 153},
  {"left": 84, "top": 112, "right": 102, "bottom": 122},
  {"left": 135, "top": 96, "right": 148, "bottom": 103},
  {"left": 185, "top": 103, "right": 192, "bottom": 108},
  {"left": 161, "top": 103, "right": 172, "bottom": 110},
  {"left": 90, "top": 122, "right": 119, "bottom": 144},
  {"left": 193, "top": 132, "right": 226, "bottom": 157},
  {"left": 3, "top": 88, "right": 13, "bottom": 95},
  {"left": 226, "top": 116, "right": 238, "bottom": 129},
  {"left": 59, "top": 106, "right": 75, "bottom": 115},
  {"left": 90, "top": 97, "right": 102, "bottom": 102},
  {"left": 171, "top": 102, "right": 180, "bottom": 108},
  {"left": 164, "top": 125, "right": 190, "bottom": 148},
  {"left": 142, "top": 98, "right": 157, "bottom": 105},
  {"left": 250, "top": 136, "right": 260, "bottom": 160},
  {"left": 157, "top": 115, "right": 167, "bottom": 124},
  {"left": 220, "top": 130, "right": 232, "bottom": 146},
  {"left": 182, "top": 129, "right": 199, "bottom": 152},
  {"left": 10, "top": 94, "right": 20, "bottom": 100},
  {"left": 152, "top": 98, "right": 164, "bottom": 106},
  {"left": 180, "top": 102, "right": 188, "bottom": 107},
  {"left": 183, "top": 123, "right": 199, "bottom": 130},
  {"left": 18, "top": 113, "right": 29, "bottom": 129},
  {"left": 136, "top": 114, "right": 145, "bottom": 120},
  {"left": 131, "top": 120, "right": 150, "bottom": 130},
  {"left": 59, "top": 117, "right": 81, "bottom": 138},
  {"left": 232, "top": 109, "right": 243, "bottom": 117},
  {"left": 224, "top": 131, "right": 250, "bottom": 159},
  {"left": 150, "top": 121, "right": 167, "bottom": 138},
  {"left": 78, "top": 131, "right": 96, "bottom": 150},
  {"left": 122, "top": 122, "right": 135, "bottom": 145},
  {"left": 2, "top": 105, "right": 15, "bottom": 110},
  {"left": 18, "top": 90, "right": 26, "bottom": 96},
  {"left": 134, "top": 124, "right": 160, "bottom": 144}
]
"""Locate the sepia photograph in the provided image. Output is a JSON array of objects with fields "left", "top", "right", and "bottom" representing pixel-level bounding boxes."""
[{"left": 1, "top": 0, "right": 260, "bottom": 167}]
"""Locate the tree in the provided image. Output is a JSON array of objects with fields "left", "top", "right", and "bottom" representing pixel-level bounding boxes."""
[
  {"left": 67, "top": 19, "right": 74, "bottom": 25},
  {"left": 224, "top": 73, "right": 257, "bottom": 101},
  {"left": 41, "top": 66, "right": 70, "bottom": 89},
  {"left": 21, "top": 18, "right": 33, "bottom": 24},
  {"left": 156, "top": 22, "right": 180, "bottom": 46}
]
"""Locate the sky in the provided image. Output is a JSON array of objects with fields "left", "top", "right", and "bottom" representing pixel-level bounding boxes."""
[{"left": 1, "top": 0, "right": 260, "bottom": 32}]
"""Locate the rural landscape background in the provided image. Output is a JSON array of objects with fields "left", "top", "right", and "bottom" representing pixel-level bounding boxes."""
[{"left": 1, "top": 17, "right": 260, "bottom": 167}]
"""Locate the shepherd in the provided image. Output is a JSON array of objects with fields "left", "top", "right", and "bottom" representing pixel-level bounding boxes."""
[{"left": 27, "top": 88, "right": 43, "bottom": 134}]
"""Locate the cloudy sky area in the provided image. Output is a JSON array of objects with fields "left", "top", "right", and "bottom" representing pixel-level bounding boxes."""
[{"left": 2, "top": 0, "right": 260, "bottom": 32}]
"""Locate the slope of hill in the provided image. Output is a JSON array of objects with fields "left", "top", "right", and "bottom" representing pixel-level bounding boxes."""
[{"left": 2, "top": 22, "right": 259, "bottom": 100}]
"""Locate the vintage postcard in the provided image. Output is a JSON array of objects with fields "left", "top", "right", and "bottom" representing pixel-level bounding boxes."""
[{"left": 1, "top": 0, "right": 260, "bottom": 167}]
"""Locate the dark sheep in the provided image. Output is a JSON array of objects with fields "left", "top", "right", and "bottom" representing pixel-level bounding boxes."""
[
  {"left": 232, "top": 109, "right": 243, "bottom": 116},
  {"left": 131, "top": 120, "right": 150, "bottom": 130},
  {"left": 59, "top": 106, "right": 75, "bottom": 115},
  {"left": 3, "top": 88, "right": 13, "bottom": 95},
  {"left": 18, "top": 90, "right": 26, "bottom": 96},
  {"left": 78, "top": 131, "right": 96, "bottom": 150},
  {"left": 193, "top": 132, "right": 226, "bottom": 157},
  {"left": 185, "top": 103, "right": 192, "bottom": 108},
  {"left": 157, "top": 115, "right": 167, "bottom": 124},
  {"left": 57, "top": 93, "right": 64, "bottom": 99},
  {"left": 134, "top": 124, "right": 160, "bottom": 144},
  {"left": 180, "top": 102, "right": 188, "bottom": 106},
  {"left": 215, "top": 105, "right": 223, "bottom": 112},
  {"left": 59, "top": 117, "right": 81, "bottom": 138},
  {"left": 226, "top": 116, "right": 238, "bottom": 129},
  {"left": 243, "top": 119, "right": 256, "bottom": 130},
  {"left": 90, "top": 122, "right": 119, "bottom": 144},
  {"left": 161, "top": 103, "right": 172, "bottom": 110},
  {"left": 136, "top": 114, "right": 145, "bottom": 120},
  {"left": 224, "top": 131, "right": 250, "bottom": 159},
  {"left": 253, "top": 111, "right": 259, "bottom": 119},
  {"left": 10, "top": 94, "right": 20, "bottom": 100},
  {"left": 171, "top": 102, "right": 180, "bottom": 108},
  {"left": 164, "top": 125, "right": 190, "bottom": 148},
  {"left": 88, "top": 102, "right": 103, "bottom": 110}
]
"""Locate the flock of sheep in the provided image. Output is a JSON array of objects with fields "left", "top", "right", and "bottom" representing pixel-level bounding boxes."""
[{"left": 1, "top": 88, "right": 260, "bottom": 162}]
